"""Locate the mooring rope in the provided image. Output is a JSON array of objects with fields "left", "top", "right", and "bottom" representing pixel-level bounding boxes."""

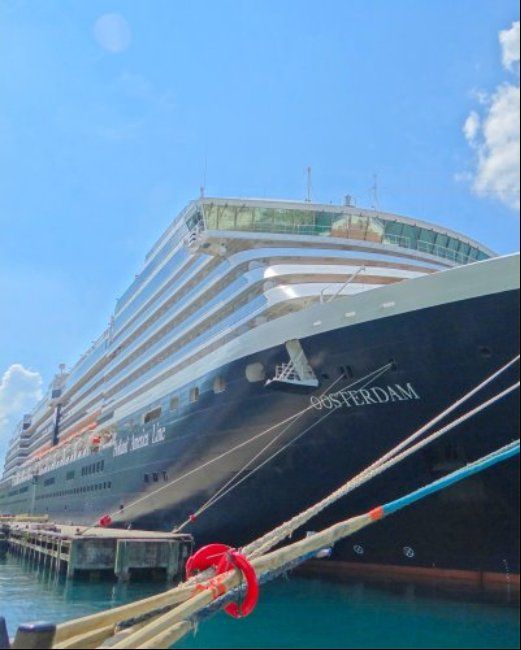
[
  {"left": 86, "top": 362, "right": 392, "bottom": 533},
  {"left": 99, "top": 439, "right": 520, "bottom": 650},
  {"left": 173, "top": 363, "right": 394, "bottom": 531},
  {"left": 46, "top": 431, "right": 520, "bottom": 650},
  {"left": 181, "top": 355, "right": 519, "bottom": 541},
  {"left": 243, "top": 356, "right": 520, "bottom": 557}
]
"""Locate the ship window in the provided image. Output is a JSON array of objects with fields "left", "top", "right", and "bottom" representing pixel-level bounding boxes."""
[
  {"left": 144, "top": 407, "right": 162, "bottom": 424},
  {"left": 236, "top": 207, "right": 254, "bottom": 230},
  {"left": 245, "top": 362, "right": 265, "bottom": 383},
  {"left": 401, "top": 224, "right": 418, "bottom": 247},
  {"left": 190, "top": 387, "right": 200, "bottom": 403},
  {"left": 213, "top": 376, "right": 226, "bottom": 394},
  {"left": 170, "top": 396, "right": 180, "bottom": 411},
  {"left": 144, "top": 474, "right": 149, "bottom": 483},
  {"left": 153, "top": 472, "right": 159, "bottom": 482}
]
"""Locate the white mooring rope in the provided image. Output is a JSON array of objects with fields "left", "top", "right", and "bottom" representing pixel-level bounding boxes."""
[
  {"left": 244, "top": 355, "right": 520, "bottom": 557},
  {"left": 96, "top": 362, "right": 393, "bottom": 529}
]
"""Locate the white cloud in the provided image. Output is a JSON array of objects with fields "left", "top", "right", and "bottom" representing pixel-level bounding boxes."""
[
  {"left": 93, "top": 13, "right": 132, "bottom": 53},
  {"left": 463, "top": 111, "right": 480, "bottom": 142},
  {"left": 500, "top": 20, "right": 520, "bottom": 72},
  {"left": 463, "top": 21, "right": 520, "bottom": 211},
  {"left": 0, "top": 364, "right": 43, "bottom": 462}
]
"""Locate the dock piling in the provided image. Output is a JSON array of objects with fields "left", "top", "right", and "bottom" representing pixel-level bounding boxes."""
[
  {"left": 0, "top": 617, "right": 10, "bottom": 650},
  {"left": 12, "top": 622, "right": 56, "bottom": 650}
]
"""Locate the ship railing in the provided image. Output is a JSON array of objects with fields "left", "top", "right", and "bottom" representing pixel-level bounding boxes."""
[
  {"left": 185, "top": 223, "right": 204, "bottom": 249},
  {"left": 417, "top": 240, "right": 473, "bottom": 265},
  {"left": 273, "top": 362, "right": 300, "bottom": 383}
]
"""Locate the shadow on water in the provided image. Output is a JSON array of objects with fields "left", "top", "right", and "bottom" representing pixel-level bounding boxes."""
[{"left": 1, "top": 555, "right": 519, "bottom": 649}]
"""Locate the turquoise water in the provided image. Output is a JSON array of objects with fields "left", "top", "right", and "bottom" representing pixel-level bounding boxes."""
[{"left": 0, "top": 554, "right": 519, "bottom": 649}]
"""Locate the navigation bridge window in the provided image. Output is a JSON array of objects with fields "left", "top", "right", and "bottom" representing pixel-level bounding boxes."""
[{"left": 200, "top": 203, "right": 490, "bottom": 265}]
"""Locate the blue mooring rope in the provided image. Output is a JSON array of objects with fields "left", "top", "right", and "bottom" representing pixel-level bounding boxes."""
[
  {"left": 188, "top": 440, "right": 520, "bottom": 629},
  {"left": 382, "top": 440, "right": 519, "bottom": 517}
]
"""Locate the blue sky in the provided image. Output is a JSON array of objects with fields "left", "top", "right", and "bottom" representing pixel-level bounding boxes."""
[{"left": 0, "top": 0, "right": 519, "bottom": 457}]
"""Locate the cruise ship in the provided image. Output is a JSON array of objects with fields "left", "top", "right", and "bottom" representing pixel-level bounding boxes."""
[{"left": 1, "top": 197, "right": 519, "bottom": 593}]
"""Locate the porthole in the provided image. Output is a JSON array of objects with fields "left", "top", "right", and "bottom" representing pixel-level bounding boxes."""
[
  {"left": 245, "top": 362, "right": 265, "bottom": 383},
  {"left": 190, "top": 386, "right": 200, "bottom": 403}
]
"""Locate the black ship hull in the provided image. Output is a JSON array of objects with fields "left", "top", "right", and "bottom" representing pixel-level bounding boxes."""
[{"left": 1, "top": 287, "right": 519, "bottom": 593}]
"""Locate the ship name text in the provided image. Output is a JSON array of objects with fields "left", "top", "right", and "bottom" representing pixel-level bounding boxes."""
[{"left": 310, "top": 383, "right": 420, "bottom": 411}]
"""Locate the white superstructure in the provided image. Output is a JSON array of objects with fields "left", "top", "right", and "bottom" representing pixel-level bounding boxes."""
[{"left": 1, "top": 197, "right": 494, "bottom": 486}]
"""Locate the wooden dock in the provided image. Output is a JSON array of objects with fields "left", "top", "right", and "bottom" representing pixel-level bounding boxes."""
[{"left": 2, "top": 521, "right": 193, "bottom": 582}]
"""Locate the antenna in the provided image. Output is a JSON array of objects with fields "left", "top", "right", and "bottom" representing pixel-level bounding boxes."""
[
  {"left": 369, "top": 173, "right": 379, "bottom": 210},
  {"left": 306, "top": 166, "right": 312, "bottom": 203},
  {"left": 200, "top": 154, "right": 208, "bottom": 198}
]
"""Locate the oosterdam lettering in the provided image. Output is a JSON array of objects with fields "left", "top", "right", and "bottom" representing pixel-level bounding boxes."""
[{"left": 310, "top": 383, "right": 420, "bottom": 411}]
